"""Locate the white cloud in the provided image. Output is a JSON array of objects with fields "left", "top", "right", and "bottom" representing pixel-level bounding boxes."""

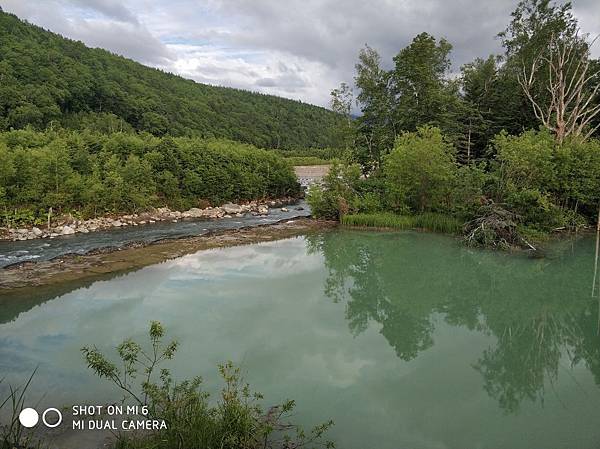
[{"left": 1, "top": 0, "right": 599, "bottom": 106}]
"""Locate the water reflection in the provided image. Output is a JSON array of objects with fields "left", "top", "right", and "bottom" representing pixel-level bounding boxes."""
[{"left": 308, "top": 230, "right": 600, "bottom": 413}]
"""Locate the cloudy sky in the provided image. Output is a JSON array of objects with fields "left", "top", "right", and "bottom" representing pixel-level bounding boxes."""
[{"left": 1, "top": 0, "right": 599, "bottom": 108}]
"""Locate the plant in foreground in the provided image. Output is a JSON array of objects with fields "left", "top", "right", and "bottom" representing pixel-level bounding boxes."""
[
  {"left": 0, "top": 370, "right": 43, "bottom": 449},
  {"left": 82, "top": 321, "right": 334, "bottom": 449}
]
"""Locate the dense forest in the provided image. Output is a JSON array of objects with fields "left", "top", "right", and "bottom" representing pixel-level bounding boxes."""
[
  {"left": 311, "top": 0, "right": 600, "bottom": 249},
  {"left": 0, "top": 11, "right": 342, "bottom": 149},
  {"left": 0, "top": 129, "right": 300, "bottom": 225}
]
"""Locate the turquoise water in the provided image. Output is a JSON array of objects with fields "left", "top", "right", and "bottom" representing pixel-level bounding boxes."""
[{"left": 1, "top": 230, "right": 600, "bottom": 448}]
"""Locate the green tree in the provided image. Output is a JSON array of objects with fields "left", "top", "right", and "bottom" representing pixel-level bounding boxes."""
[
  {"left": 390, "top": 33, "right": 458, "bottom": 135},
  {"left": 383, "top": 126, "right": 456, "bottom": 212}
]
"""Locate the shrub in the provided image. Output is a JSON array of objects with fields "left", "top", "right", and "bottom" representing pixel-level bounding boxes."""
[
  {"left": 493, "top": 129, "right": 556, "bottom": 191},
  {"left": 306, "top": 160, "right": 362, "bottom": 219},
  {"left": 383, "top": 126, "right": 457, "bottom": 213}
]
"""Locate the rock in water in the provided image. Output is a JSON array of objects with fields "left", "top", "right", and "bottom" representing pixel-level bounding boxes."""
[{"left": 222, "top": 203, "right": 243, "bottom": 214}]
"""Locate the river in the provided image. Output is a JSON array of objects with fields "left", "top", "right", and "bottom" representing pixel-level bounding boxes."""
[
  {"left": 1, "top": 229, "right": 600, "bottom": 448},
  {"left": 0, "top": 202, "right": 310, "bottom": 267}
]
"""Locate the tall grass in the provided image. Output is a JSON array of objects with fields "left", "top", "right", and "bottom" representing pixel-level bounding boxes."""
[
  {"left": 0, "top": 370, "right": 42, "bottom": 449},
  {"left": 284, "top": 156, "right": 331, "bottom": 166},
  {"left": 412, "top": 212, "right": 463, "bottom": 234},
  {"left": 341, "top": 213, "right": 415, "bottom": 230},
  {"left": 341, "top": 212, "right": 462, "bottom": 234}
]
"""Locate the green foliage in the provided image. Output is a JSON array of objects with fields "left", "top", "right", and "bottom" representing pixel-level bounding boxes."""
[
  {"left": 0, "top": 129, "right": 300, "bottom": 222},
  {"left": 306, "top": 161, "right": 362, "bottom": 220},
  {"left": 383, "top": 126, "right": 456, "bottom": 212},
  {"left": 492, "top": 129, "right": 600, "bottom": 230},
  {"left": 83, "top": 322, "right": 334, "bottom": 449},
  {"left": 494, "top": 129, "right": 556, "bottom": 189},
  {"left": 0, "top": 11, "right": 341, "bottom": 150}
]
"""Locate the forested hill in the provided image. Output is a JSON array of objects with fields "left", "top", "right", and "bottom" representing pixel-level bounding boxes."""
[{"left": 0, "top": 11, "right": 341, "bottom": 149}]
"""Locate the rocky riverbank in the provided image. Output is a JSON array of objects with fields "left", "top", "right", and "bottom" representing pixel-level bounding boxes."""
[
  {"left": 1, "top": 198, "right": 299, "bottom": 242},
  {"left": 0, "top": 218, "right": 336, "bottom": 291}
]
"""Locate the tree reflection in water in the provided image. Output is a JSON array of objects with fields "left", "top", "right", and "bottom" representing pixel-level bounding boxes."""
[{"left": 307, "top": 230, "right": 600, "bottom": 413}]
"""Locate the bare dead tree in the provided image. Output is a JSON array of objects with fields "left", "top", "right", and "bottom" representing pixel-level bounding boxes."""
[{"left": 518, "top": 33, "right": 600, "bottom": 144}]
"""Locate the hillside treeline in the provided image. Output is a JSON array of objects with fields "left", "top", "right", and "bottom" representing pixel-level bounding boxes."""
[{"left": 0, "top": 12, "right": 341, "bottom": 149}]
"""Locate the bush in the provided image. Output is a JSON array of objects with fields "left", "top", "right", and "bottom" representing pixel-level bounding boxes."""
[
  {"left": 492, "top": 130, "right": 600, "bottom": 230},
  {"left": 306, "top": 160, "right": 362, "bottom": 219},
  {"left": 82, "top": 322, "right": 334, "bottom": 449},
  {"left": 383, "top": 126, "right": 457, "bottom": 213}
]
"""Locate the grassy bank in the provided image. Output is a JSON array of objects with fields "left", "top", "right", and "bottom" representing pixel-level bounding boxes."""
[{"left": 341, "top": 212, "right": 463, "bottom": 234}]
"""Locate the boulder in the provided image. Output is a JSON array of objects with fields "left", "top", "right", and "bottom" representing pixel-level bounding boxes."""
[
  {"left": 31, "top": 227, "right": 43, "bottom": 237},
  {"left": 184, "top": 208, "right": 205, "bottom": 218},
  {"left": 111, "top": 220, "right": 123, "bottom": 227},
  {"left": 61, "top": 225, "right": 75, "bottom": 235},
  {"left": 257, "top": 205, "right": 269, "bottom": 215},
  {"left": 222, "top": 203, "right": 243, "bottom": 214}
]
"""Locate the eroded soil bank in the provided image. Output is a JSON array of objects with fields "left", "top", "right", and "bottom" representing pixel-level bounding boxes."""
[{"left": 0, "top": 218, "right": 336, "bottom": 291}]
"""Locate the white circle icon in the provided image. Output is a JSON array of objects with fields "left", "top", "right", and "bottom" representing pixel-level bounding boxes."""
[
  {"left": 19, "top": 408, "right": 39, "bottom": 428},
  {"left": 42, "top": 408, "right": 63, "bottom": 428}
]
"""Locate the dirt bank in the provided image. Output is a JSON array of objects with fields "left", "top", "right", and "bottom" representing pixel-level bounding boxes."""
[{"left": 0, "top": 218, "right": 336, "bottom": 291}]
